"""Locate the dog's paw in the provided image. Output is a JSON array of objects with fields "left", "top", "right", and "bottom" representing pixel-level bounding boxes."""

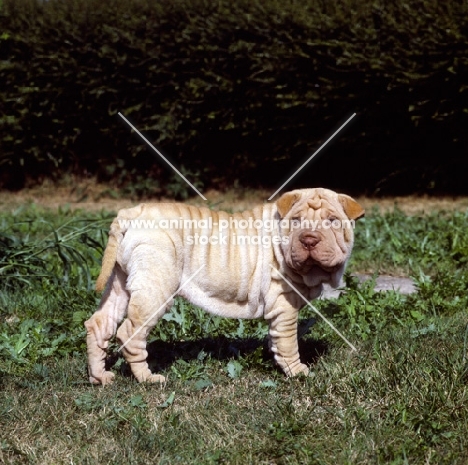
[
  {"left": 146, "top": 374, "right": 166, "bottom": 384},
  {"left": 133, "top": 367, "right": 166, "bottom": 384},
  {"left": 290, "top": 362, "right": 310, "bottom": 377},
  {"left": 89, "top": 370, "right": 115, "bottom": 386}
]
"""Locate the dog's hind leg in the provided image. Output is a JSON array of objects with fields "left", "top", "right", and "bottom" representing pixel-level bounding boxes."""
[
  {"left": 115, "top": 291, "right": 173, "bottom": 383},
  {"left": 115, "top": 245, "right": 179, "bottom": 383},
  {"left": 84, "top": 265, "right": 129, "bottom": 385}
]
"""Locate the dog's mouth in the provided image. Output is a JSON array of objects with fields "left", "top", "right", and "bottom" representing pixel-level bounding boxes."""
[
  {"left": 287, "top": 230, "right": 346, "bottom": 274},
  {"left": 313, "top": 262, "right": 340, "bottom": 274},
  {"left": 292, "top": 259, "right": 340, "bottom": 276}
]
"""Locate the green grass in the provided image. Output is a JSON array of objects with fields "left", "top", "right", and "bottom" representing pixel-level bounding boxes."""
[{"left": 1, "top": 205, "right": 468, "bottom": 464}]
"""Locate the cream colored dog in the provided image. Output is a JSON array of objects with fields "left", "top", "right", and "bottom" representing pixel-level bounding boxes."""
[{"left": 85, "top": 188, "right": 364, "bottom": 385}]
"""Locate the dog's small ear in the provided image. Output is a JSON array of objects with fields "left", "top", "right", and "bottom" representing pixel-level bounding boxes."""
[
  {"left": 338, "top": 194, "right": 365, "bottom": 220},
  {"left": 276, "top": 192, "right": 301, "bottom": 218}
]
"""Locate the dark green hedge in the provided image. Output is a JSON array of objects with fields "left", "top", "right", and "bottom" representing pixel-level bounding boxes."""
[{"left": 1, "top": 0, "right": 468, "bottom": 195}]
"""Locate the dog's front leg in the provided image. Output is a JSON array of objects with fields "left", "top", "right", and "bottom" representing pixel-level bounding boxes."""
[{"left": 265, "top": 295, "right": 309, "bottom": 377}]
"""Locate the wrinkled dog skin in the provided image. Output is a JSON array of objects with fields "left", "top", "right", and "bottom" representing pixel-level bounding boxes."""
[{"left": 85, "top": 188, "right": 364, "bottom": 385}]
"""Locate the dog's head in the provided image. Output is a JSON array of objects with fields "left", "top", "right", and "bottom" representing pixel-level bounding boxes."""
[{"left": 275, "top": 188, "right": 364, "bottom": 288}]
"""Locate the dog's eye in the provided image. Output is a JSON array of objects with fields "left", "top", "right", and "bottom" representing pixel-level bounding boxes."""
[
  {"left": 291, "top": 217, "right": 301, "bottom": 228},
  {"left": 328, "top": 216, "right": 338, "bottom": 222}
]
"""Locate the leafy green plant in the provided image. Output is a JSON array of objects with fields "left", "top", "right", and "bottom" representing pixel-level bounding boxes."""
[
  {"left": 0, "top": 209, "right": 112, "bottom": 289},
  {"left": 225, "top": 360, "right": 243, "bottom": 379}
]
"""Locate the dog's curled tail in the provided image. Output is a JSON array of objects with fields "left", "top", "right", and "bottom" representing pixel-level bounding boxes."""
[{"left": 95, "top": 217, "right": 126, "bottom": 292}]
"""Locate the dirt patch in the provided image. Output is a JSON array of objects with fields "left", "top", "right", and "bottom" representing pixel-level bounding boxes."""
[
  {"left": 1, "top": 179, "right": 467, "bottom": 214},
  {"left": 322, "top": 275, "right": 417, "bottom": 299}
]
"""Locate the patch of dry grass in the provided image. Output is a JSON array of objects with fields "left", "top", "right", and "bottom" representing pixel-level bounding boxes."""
[
  {"left": 2, "top": 314, "right": 468, "bottom": 464},
  {"left": 1, "top": 178, "right": 468, "bottom": 214}
]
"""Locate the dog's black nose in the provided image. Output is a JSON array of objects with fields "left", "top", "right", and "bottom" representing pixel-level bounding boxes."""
[{"left": 299, "top": 232, "right": 321, "bottom": 250}]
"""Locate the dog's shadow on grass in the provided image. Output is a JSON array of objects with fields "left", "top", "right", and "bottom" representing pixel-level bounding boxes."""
[{"left": 106, "top": 330, "right": 330, "bottom": 379}]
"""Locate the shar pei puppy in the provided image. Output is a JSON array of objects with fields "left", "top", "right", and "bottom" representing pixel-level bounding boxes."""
[{"left": 85, "top": 188, "right": 364, "bottom": 385}]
